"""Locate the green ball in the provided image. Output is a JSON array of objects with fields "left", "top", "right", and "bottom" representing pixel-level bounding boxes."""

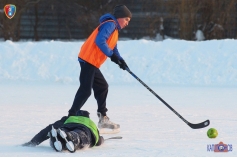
[{"left": 207, "top": 128, "right": 218, "bottom": 138}]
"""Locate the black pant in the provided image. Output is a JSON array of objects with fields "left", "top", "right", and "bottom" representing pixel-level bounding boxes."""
[
  {"left": 61, "top": 125, "right": 92, "bottom": 149},
  {"left": 68, "top": 62, "right": 108, "bottom": 116},
  {"left": 31, "top": 116, "right": 68, "bottom": 145}
]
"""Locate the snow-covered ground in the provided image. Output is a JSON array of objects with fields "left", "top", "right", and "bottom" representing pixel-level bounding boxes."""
[
  {"left": 0, "top": 39, "right": 237, "bottom": 156},
  {"left": 1, "top": 39, "right": 237, "bottom": 86}
]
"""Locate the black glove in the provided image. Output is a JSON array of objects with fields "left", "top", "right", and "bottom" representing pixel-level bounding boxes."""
[
  {"left": 118, "top": 59, "right": 129, "bottom": 70},
  {"left": 110, "top": 53, "right": 120, "bottom": 65},
  {"left": 96, "top": 136, "right": 104, "bottom": 146},
  {"left": 110, "top": 53, "right": 129, "bottom": 70}
]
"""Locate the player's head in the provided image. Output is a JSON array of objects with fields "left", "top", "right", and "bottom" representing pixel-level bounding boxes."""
[{"left": 113, "top": 5, "right": 132, "bottom": 29}]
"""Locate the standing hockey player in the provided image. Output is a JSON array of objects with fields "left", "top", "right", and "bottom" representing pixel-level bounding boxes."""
[{"left": 68, "top": 4, "right": 132, "bottom": 134}]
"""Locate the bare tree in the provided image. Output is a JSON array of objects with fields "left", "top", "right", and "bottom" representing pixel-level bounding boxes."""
[
  {"left": 1, "top": 0, "right": 236, "bottom": 41},
  {"left": 166, "top": 0, "right": 237, "bottom": 40}
]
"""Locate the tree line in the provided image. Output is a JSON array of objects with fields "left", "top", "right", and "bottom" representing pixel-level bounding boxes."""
[{"left": 0, "top": 0, "right": 236, "bottom": 41}]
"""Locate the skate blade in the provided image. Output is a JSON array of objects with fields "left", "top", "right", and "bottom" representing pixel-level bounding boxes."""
[
  {"left": 99, "top": 128, "right": 120, "bottom": 134},
  {"left": 54, "top": 141, "right": 62, "bottom": 151},
  {"left": 66, "top": 142, "right": 75, "bottom": 152}
]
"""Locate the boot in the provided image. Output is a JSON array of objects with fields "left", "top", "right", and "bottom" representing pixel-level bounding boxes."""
[
  {"left": 57, "top": 129, "right": 80, "bottom": 153},
  {"left": 49, "top": 126, "right": 64, "bottom": 152},
  {"left": 97, "top": 112, "right": 120, "bottom": 134}
]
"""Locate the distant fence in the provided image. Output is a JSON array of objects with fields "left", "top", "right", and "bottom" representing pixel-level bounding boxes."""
[{"left": 0, "top": 0, "right": 236, "bottom": 41}]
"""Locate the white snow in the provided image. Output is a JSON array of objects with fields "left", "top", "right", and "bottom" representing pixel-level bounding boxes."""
[{"left": 0, "top": 39, "right": 236, "bottom": 156}]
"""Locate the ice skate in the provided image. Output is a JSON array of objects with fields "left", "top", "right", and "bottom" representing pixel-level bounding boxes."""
[
  {"left": 97, "top": 112, "right": 120, "bottom": 134},
  {"left": 58, "top": 129, "right": 76, "bottom": 153},
  {"left": 49, "top": 126, "right": 63, "bottom": 152}
]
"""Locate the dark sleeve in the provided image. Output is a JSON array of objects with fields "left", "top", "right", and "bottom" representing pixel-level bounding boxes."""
[
  {"left": 95, "top": 136, "right": 104, "bottom": 146},
  {"left": 30, "top": 116, "right": 68, "bottom": 145}
]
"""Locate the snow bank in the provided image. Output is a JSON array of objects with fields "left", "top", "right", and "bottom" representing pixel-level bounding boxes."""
[{"left": 0, "top": 39, "right": 237, "bottom": 86}]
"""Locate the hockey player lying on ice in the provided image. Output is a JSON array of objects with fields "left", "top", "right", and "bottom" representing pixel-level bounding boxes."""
[{"left": 22, "top": 110, "right": 104, "bottom": 152}]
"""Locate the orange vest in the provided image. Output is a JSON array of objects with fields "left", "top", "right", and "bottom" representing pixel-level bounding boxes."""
[{"left": 79, "top": 20, "right": 118, "bottom": 68}]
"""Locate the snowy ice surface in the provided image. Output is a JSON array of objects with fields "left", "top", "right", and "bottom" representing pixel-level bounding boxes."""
[{"left": 0, "top": 39, "right": 237, "bottom": 156}]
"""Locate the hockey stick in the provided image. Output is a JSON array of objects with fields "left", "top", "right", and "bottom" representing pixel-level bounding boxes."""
[
  {"left": 105, "top": 136, "right": 123, "bottom": 141},
  {"left": 125, "top": 68, "right": 210, "bottom": 129}
]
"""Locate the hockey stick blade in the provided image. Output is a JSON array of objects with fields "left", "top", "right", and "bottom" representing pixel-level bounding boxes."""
[
  {"left": 105, "top": 136, "right": 122, "bottom": 141},
  {"left": 188, "top": 119, "right": 210, "bottom": 129}
]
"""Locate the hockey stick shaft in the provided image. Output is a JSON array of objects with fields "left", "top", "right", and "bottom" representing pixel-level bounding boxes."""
[{"left": 126, "top": 68, "right": 209, "bottom": 129}]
